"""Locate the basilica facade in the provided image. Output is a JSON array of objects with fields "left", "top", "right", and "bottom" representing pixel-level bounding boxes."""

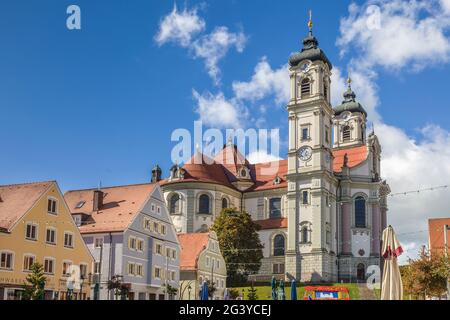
[{"left": 158, "top": 23, "right": 390, "bottom": 283}]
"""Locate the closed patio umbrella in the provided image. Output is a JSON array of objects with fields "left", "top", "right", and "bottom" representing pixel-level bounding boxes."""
[
  {"left": 381, "top": 225, "right": 404, "bottom": 300},
  {"left": 290, "top": 280, "right": 297, "bottom": 300},
  {"left": 271, "top": 277, "right": 277, "bottom": 300},
  {"left": 201, "top": 281, "right": 209, "bottom": 300}
]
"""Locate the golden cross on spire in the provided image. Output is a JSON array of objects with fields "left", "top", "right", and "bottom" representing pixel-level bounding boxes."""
[
  {"left": 347, "top": 67, "right": 352, "bottom": 88},
  {"left": 308, "top": 10, "right": 313, "bottom": 33}
]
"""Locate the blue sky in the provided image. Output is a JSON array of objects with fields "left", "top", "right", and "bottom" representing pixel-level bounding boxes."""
[{"left": 1, "top": 0, "right": 450, "bottom": 257}]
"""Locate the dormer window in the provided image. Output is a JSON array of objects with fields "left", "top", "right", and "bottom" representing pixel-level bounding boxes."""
[
  {"left": 273, "top": 176, "right": 282, "bottom": 185},
  {"left": 170, "top": 165, "right": 185, "bottom": 180},
  {"left": 238, "top": 166, "right": 250, "bottom": 179},
  {"left": 301, "top": 78, "right": 311, "bottom": 98}
]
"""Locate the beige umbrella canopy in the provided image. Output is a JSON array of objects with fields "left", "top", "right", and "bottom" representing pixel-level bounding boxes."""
[{"left": 381, "top": 225, "right": 404, "bottom": 300}]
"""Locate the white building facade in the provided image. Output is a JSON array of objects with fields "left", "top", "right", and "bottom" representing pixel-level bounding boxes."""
[{"left": 159, "top": 22, "right": 390, "bottom": 283}]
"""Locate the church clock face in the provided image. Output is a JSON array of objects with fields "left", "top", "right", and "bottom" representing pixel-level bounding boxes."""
[
  {"left": 300, "top": 62, "right": 310, "bottom": 73},
  {"left": 298, "top": 146, "right": 312, "bottom": 161}
]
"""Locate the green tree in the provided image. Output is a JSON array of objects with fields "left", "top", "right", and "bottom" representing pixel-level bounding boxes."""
[
  {"left": 107, "top": 275, "right": 129, "bottom": 300},
  {"left": 22, "top": 262, "right": 47, "bottom": 300},
  {"left": 402, "top": 246, "right": 449, "bottom": 299},
  {"left": 211, "top": 208, "right": 264, "bottom": 286},
  {"left": 247, "top": 284, "right": 258, "bottom": 300},
  {"left": 165, "top": 284, "right": 178, "bottom": 300}
]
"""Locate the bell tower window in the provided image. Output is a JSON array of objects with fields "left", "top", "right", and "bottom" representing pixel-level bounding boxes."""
[
  {"left": 300, "top": 78, "right": 311, "bottom": 98},
  {"left": 342, "top": 126, "right": 351, "bottom": 142},
  {"left": 324, "top": 81, "right": 328, "bottom": 101}
]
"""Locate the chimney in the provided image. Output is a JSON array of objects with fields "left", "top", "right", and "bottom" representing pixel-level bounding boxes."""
[
  {"left": 93, "top": 190, "right": 104, "bottom": 211},
  {"left": 151, "top": 165, "right": 162, "bottom": 183}
]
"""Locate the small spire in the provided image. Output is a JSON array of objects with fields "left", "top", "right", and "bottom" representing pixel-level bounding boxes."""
[
  {"left": 347, "top": 67, "right": 352, "bottom": 89},
  {"left": 308, "top": 10, "right": 313, "bottom": 35}
]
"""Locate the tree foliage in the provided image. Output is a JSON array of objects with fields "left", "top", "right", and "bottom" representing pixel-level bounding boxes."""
[
  {"left": 401, "top": 246, "right": 449, "bottom": 299},
  {"left": 247, "top": 284, "right": 259, "bottom": 300},
  {"left": 211, "top": 208, "right": 264, "bottom": 286},
  {"left": 22, "top": 262, "right": 47, "bottom": 300}
]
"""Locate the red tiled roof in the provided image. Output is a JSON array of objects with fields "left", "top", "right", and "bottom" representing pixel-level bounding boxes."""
[
  {"left": 332, "top": 145, "right": 368, "bottom": 173},
  {"left": 255, "top": 218, "right": 288, "bottom": 230},
  {"left": 178, "top": 233, "right": 209, "bottom": 271},
  {"left": 249, "top": 160, "right": 288, "bottom": 191},
  {"left": 0, "top": 181, "right": 54, "bottom": 232},
  {"left": 64, "top": 183, "right": 156, "bottom": 234}
]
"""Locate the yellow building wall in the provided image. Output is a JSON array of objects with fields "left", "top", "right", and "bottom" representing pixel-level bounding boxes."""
[{"left": 0, "top": 182, "right": 93, "bottom": 298}]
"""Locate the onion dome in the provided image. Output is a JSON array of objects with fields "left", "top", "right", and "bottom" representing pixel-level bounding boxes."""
[
  {"left": 334, "top": 75, "right": 367, "bottom": 117},
  {"left": 289, "top": 11, "right": 332, "bottom": 70}
]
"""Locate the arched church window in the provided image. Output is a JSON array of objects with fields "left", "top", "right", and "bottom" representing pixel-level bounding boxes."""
[
  {"left": 343, "top": 126, "right": 351, "bottom": 142},
  {"left": 324, "top": 81, "right": 328, "bottom": 101},
  {"left": 273, "top": 234, "right": 285, "bottom": 256},
  {"left": 355, "top": 196, "right": 366, "bottom": 228},
  {"left": 198, "top": 194, "right": 210, "bottom": 214},
  {"left": 222, "top": 198, "right": 229, "bottom": 210},
  {"left": 169, "top": 194, "right": 180, "bottom": 214},
  {"left": 301, "top": 226, "right": 310, "bottom": 243},
  {"left": 301, "top": 78, "right": 311, "bottom": 98},
  {"left": 269, "top": 198, "right": 281, "bottom": 218}
]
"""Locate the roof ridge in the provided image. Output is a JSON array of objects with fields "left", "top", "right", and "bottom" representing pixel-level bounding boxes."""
[
  {"left": 0, "top": 180, "right": 55, "bottom": 188},
  {"left": 65, "top": 181, "right": 157, "bottom": 193}
]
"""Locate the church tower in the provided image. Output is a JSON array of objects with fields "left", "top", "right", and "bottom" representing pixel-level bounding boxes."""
[{"left": 285, "top": 13, "right": 338, "bottom": 282}]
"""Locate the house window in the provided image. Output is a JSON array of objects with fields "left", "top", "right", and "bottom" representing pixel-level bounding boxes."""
[
  {"left": 143, "top": 218, "right": 152, "bottom": 231},
  {"left": 269, "top": 198, "right": 281, "bottom": 218},
  {"left": 300, "top": 78, "right": 311, "bottom": 98},
  {"left": 127, "top": 263, "right": 136, "bottom": 275},
  {"left": 44, "top": 258, "right": 55, "bottom": 274},
  {"left": 64, "top": 232, "right": 74, "bottom": 248},
  {"left": 155, "top": 243, "right": 163, "bottom": 255},
  {"left": 154, "top": 267, "right": 162, "bottom": 279},
  {"left": 161, "top": 225, "right": 166, "bottom": 235},
  {"left": 0, "top": 252, "right": 13, "bottom": 270},
  {"left": 129, "top": 236, "right": 136, "bottom": 250},
  {"left": 272, "top": 263, "right": 285, "bottom": 274},
  {"left": 343, "top": 126, "right": 351, "bottom": 142},
  {"left": 47, "top": 198, "right": 58, "bottom": 214},
  {"left": 198, "top": 194, "right": 210, "bottom": 214},
  {"left": 157, "top": 206, "right": 161, "bottom": 214},
  {"left": 222, "top": 198, "right": 229, "bottom": 209},
  {"left": 137, "top": 239, "right": 144, "bottom": 252},
  {"left": 325, "top": 127, "right": 330, "bottom": 144},
  {"left": 94, "top": 237, "right": 103, "bottom": 248},
  {"left": 302, "top": 191, "right": 309, "bottom": 205},
  {"left": 80, "top": 264, "right": 87, "bottom": 278},
  {"left": 169, "top": 194, "right": 180, "bottom": 214},
  {"left": 273, "top": 234, "right": 285, "bottom": 256},
  {"left": 153, "top": 222, "right": 159, "bottom": 233},
  {"left": 172, "top": 249, "right": 177, "bottom": 260},
  {"left": 301, "top": 226, "right": 310, "bottom": 243},
  {"left": 151, "top": 204, "right": 155, "bottom": 212},
  {"left": 62, "top": 261, "right": 72, "bottom": 276},
  {"left": 94, "top": 262, "right": 101, "bottom": 274},
  {"left": 46, "top": 228, "right": 56, "bottom": 245},
  {"left": 355, "top": 196, "right": 366, "bottom": 228},
  {"left": 216, "top": 260, "right": 220, "bottom": 269},
  {"left": 301, "top": 127, "right": 309, "bottom": 141},
  {"left": 136, "top": 264, "right": 143, "bottom": 277},
  {"left": 23, "top": 255, "right": 35, "bottom": 271},
  {"left": 25, "top": 223, "right": 37, "bottom": 241}
]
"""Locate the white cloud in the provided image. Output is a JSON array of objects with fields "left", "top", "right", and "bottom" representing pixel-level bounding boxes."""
[
  {"left": 155, "top": 5, "right": 205, "bottom": 47},
  {"left": 232, "top": 57, "right": 289, "bottom": 104},
  {"left": 337, "top": 0, "right": 450, "bottom": 71},
  {"left": 192, "top": 90, "right": 243, "bottom": 128},
  {"left": 442, "top": 0, "right": 450, "bottom": 14},
  {"left": 155, "top": 5, "right": 247, "bottom": 85},
  {"left": 376, "top": 122, "right": 450, "bottom": 263},
  {"left": 192, "top": 27, "right": 247, "bottom": 85},
  {"left": 247, "top": 150, "right": 281, "bottom": 164}
]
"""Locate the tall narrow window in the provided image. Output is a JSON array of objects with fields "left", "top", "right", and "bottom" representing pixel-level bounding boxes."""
[
  {"left": 198, "top": 195, "right": 210, "bottom": 214},
  {"left": 273, "top": 234, "right": 285, "bottom": 256},
  {"left": 169, "top": 194, "right": 180, "bottom": 214},
  {"left": 47, "top": 198, "right": 58, "bottom": 214},
  {"left": 301, "top": 127, "right": 309, "bottom": 141},
  {"left": 269, "top": 198, "right": 281, "bottom": 218},
  {"left": 301, "top": 78, "right": 311, "bottom": 98},
  {"left": 0, "top": 252, "right": 13, "bottom": 270},
  {"left": 302, "top": 191, "right": 309, "bottom": 205},
  {"left": 25, "top": 223, "right": 37, "bottom": 241},
  {"left": 301, "top": 226, "right": 309, "bottom": 243},
  {"left": 343, "top": 126, "right": 351, "bottom": 142},
  {"left": 324, "top": 82, "right": 328, "bottom": 101},
  {"left": 355, "top": 196, "right": 366, "bottom": 228},
  {"left": 222, "top": 198, "right": 229, "bottom": 209}
]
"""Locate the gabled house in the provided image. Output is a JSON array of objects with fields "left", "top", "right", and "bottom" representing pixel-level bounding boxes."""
[
  {"left": 0, "top": 181, "right": 93, "bottom": 300},
  {"left": 64, "top": 182, "right": 180, "bottom": 300}
]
